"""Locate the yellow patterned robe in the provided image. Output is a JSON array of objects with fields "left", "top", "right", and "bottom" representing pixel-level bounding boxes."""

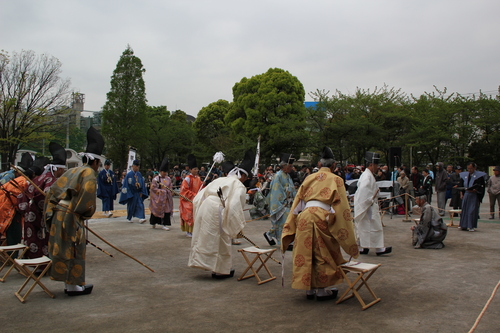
[
  {"left": 281, "top": 167, "right": 359, "bottom": 290},
  {"left": 44, "top": 165, "right": 97, "bottom": 286}
]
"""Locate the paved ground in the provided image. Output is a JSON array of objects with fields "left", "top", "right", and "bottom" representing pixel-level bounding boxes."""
[{"left": 1, "top": 194, "right": 499, "bottom": 333}]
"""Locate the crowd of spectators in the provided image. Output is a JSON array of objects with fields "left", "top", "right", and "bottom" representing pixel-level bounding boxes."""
[{"left": 112, "top": 160, "right": 497, "bottom": 220}]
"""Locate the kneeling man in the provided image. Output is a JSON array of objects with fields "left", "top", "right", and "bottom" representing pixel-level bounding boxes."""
[{"left": 411, "top": 194, "right": 448, "bottom": 249}]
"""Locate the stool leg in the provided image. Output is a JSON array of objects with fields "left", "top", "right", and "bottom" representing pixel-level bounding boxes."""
[
  {"left": 15, "top": 263, "right": 55, "bottom": 303},
  {"left": 237, "top": 252, "right": 259, "bottom": 281},
  {"left": 337, "top": 268, "right": 381, "bottom": 310},
  {"left": 448, "top": 212, "right": 454, "bottom": 227},
  {"left": 0, "top": 248, "right": 27, "bottom": 282},
  {"left": 255, "top": 254, "right": 276, "bottom": 284},
  {"left": 237, "top": 251, "right": 277, "bottom": 284}
]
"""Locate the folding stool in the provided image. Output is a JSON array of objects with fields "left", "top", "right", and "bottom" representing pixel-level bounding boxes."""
[
  {"left": 448, "top": 209, "right": 462, "bottom": 227},
  {"left": 336, "top": 262, "right": 381, "bottom": 310},
  {"left": 14, "top": 256, "right": 54, "bottom": 303},
  {"left": 0, "top": 244, "right": 29, "bottom": 282},
  {"left": 237, "top": 246, "right": 277, "bottom": 285}
]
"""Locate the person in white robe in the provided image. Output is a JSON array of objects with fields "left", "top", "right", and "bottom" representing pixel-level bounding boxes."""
[
  {"left": 354, "top": 151, "right": 392, "bottom": 256},
  {"left": 188, "top": 151, "right": 254, "bottom": 278}
]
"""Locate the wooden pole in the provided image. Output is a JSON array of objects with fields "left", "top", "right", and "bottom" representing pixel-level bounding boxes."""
[
  {"left": 165, "top": 186, "right": 192, "bottom": 203},
  {"left": 402, "top": 192, "right": 412, "bottom": 222},
  {"left": 53, "top": 200, "right": 155, "bottom": 273}
]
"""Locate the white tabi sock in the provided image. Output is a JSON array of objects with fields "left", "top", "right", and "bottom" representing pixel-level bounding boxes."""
[
  {"left": 316, "top": 288, "right": 330, "bottom": 297},
  {"left": 66, "top": 284, "right": 84, "bottom": 292},
  {"left": 375, "top": 247, "right": 386, "bottom": 253},
  {"left": 306, "top": 289, "right": 316, "bottom": 296}
]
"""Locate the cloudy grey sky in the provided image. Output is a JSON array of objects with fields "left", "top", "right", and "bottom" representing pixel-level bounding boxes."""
[{"left": 2, "top": 0, "right": 499, "bottom": 115}]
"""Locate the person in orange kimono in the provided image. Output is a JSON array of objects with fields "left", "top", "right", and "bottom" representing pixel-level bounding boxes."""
[
  {"left": 180, "top": 154, "right": 202, "bottom": 237},
  {"left": 0, "top": 153, "right": 41, "bottom": 248}
]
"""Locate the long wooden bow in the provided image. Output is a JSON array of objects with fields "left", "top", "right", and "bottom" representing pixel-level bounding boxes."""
[{"left": 11, "top": 164, "right": 155, "bottom": 273}]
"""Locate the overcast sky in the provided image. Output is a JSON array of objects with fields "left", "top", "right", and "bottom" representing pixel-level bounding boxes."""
[{"left": 2, "top": 0, "right": 499, "bottom": 116}]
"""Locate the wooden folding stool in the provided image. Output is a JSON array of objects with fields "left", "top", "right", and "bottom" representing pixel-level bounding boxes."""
[
  {"left": 336, "top": 262, "right": 381, "bottom": 310},
  {"left": 14, "top": 256, "right": 54, "bottom": 303},
  {"left": 237, "top": 246, "right": 277, "bottom": 285},
  {"left": 448, "top": 209, "right": 462, "bottom": 227},
  {"left": 0, "top": 244, "right": 29, "bottom": 282}
]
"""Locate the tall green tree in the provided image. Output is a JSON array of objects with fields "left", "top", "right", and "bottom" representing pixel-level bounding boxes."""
[
  {"left": 0, "top": 50, "right": 72, "bottom": 170},
  {"left": 308, "top": 86, "right": 410, "bottom": 165},
  {"left": 142, "top": 105, "right": 170, "bottom": 169},
  {"left": 168, "top": 110, "right": 196, "bottom": 165},
  {"left": 193, "top": 99, "right": 232, "bottom": 161},
  {"left": 468, "top": 93, "right": 500, "bottom": 168},
  {"left": 141, "top": 107, "right": 195, "bottom": 168},
  {"left": 226, "top": 68, "right": 308, "bottom": 164},
  {"left": 101, "top": 45, "right": 147, "bottom": 170}
]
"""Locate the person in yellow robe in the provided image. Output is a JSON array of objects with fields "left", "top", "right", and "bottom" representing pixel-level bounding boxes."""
[
  {"left": 281, "top": 147, "right": 359, "bottom": 301},
  {"left": 44, "top": 127, "right": 103, "bottom": 296}
]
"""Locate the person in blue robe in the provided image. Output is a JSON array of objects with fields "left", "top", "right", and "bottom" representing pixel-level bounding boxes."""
[
  {"left": 119, "top": 160, "right": 148, "bottom": 223},
  {"left": 264, "top": 153, "right": 296, "bottom": 247},
  {"left": 459, "top": 162, "right": 487, "bottom": 232},
  {"left": 97, "top": 159, "right": 119, "bottom": 217}
]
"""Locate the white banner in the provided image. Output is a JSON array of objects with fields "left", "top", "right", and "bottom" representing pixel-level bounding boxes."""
[
  {"left": 126, "top": 148, "right": 137, "bottom": 172},
  {"left": 252, "top": 135, "right": 261, "bottom": 176}
]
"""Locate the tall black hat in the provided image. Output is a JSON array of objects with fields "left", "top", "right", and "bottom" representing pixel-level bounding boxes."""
[
  {"left": 248, "top": 177, "right": 259, "bottom": 188},
  {"left": 279, "top": 153, "right": 295, "bottom": 165},
  {"left": 49, "top": 142, "right": 67, "bottom": 166},
  {"left": 221, "top": 161, "right": 235, "bottom": 174},
  {"left": 18, "top": 152, "right": 34, "bottom": 171},
  {"left": 104, "top": 159, "right": 112, "bottom": 166},
  {"left": 33, "top": 157, "right": 50, "bottom": 176},
  {"left": 132, "top": 159, "right": 140, "bottom": 166},
  {"left": 321, "top": 146, "right": 335, "bottom": 160},
  {"left": 159, "top": 157, "right": 169, "bottom": 172},
  {"left": 187, "top": 154, "right": 197, "bottom": 169},
  {"left": 364, "top": 151, "right": 380, "bottom": 164},
  {"left": 238, "top": 150, "right": 255, "bottom": 178},
  {"left": 85, "top": 126, "right": 104, "bottom": 157}
]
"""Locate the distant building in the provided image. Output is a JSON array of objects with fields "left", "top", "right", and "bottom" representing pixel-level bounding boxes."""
[
  {"left": 72, "top": 93, "right": 102, "bottom": 131},
  {"left": 304, "top": 101, "right": 319, "bottom": 109}
]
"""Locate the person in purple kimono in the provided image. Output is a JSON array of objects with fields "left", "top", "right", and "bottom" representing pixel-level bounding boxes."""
[{"left": 149, "top": 157, "right": 173, "bottom": 230}]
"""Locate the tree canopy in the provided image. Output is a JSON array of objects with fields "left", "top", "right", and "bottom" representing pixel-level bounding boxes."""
[
  {"left": 226, "top": 68, "right": 309, "bottom": 164},
  {"left": 142, "top": 107, "right": 195, "bottom": 168},
  {"left": 101, "top": 45, "right": 148, "bottom": 170},
  {"left": 4, "top": 48, "right": 499, "bottom": 172},
  {"left": 307, "top": 86, "right": 500, "bottom": 169},
  {"left": 192, "top": 99, "right": 233, "bottom": 161},
  {"left": 0, "top": 50, "right": 72, "bottom": 170}
]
